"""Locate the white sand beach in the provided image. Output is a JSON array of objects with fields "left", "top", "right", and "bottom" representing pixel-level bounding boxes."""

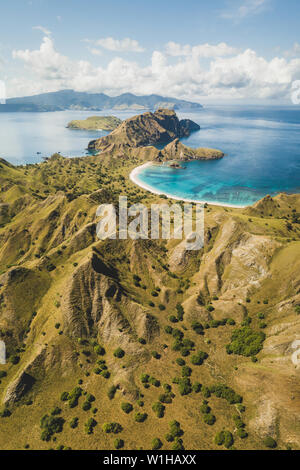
[{"left": 129, "top": 162, "right": 248, "bottom": 209}]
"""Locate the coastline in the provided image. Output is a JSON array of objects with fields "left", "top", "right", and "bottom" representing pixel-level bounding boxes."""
[{"left": 129, "top": 162, "right": 248, "bottom": 209}]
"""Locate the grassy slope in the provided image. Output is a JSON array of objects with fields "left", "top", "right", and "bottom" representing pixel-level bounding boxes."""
[{"left": 0, "top": 153, "right": 299, "bottom": 450}]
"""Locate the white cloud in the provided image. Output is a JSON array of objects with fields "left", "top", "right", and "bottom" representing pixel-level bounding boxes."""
[
  {"left": 88, "top": 37, "right": 145, "bottom": 53},
  {"left": 221, "top": 0, "right": 269, "bottom": 21},
  {"left": 284, "top": 42, "right": 300, "bottom": 58},
  {"left": 165, "top": 41, "right": 238, "bottom": 57},
  {"left": 32, "top": 26, "right": 52, "bottom": 36},
  {"left": 88, "top": 48, "right": 103, "bottom": 56},
  {"left": 9, "top": 35, "right": 300, "bottom": 102}
]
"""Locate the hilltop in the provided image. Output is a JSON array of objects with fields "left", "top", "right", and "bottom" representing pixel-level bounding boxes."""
[
  {"left": 67, "top": 116, "right": 122, "bottom": 131},
  {"left": 88, "top": 109, "right": 201, "bottom": 153},
  {"left": 1, "top": 90, "right": 203, "bottom": 113}
]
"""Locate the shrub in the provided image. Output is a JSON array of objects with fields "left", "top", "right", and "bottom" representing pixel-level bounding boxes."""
[
  {"left": 176, "top": 304, "right": 184, "bottom": 321},
  {"left": 70, "top": 417, "right": 78, "bottom": 429},
  {"left": 68, "top": 386, "right": 82, "bottom": 408},
  {"left": 0, "top": 408, "right": 11, "bottom": 418},
  {"left": 152, "top": 402, "right": 165, "bottom": 418},
  {"left": 85, "top": 418, "right": 97, "bottom": 434},
  {"left": 215, "top": 431, "right": 225, "bottom": 446},
  {"left": 191, "top": 321, "right": 204, "bottom": 335},
  {"left": 158, "top": 304, "right": 166, "bottom": 311},
  {"left": 82, "top": 401, "right": 91, "bottom": 411},
  {"left": 206, "top": 305, "right": 215, "bottom": 312},
  {"left": 94, "top": 345, "right": 105, "bottom": 355},
  {"left": 86, "top": 393, "right": 95, "bottom": 403},
  {"left": 50, "top": 407, "right": 61, "bottom": 416},
  {"left": 263, "top": 436, "right": 277, "bottom": 448},
  {"left": 226, "top": 327, "right": 265, "bottom": 357},
  {"left": 210, "top": 384, "right": 242, "bottom": 404},
  {"left": 152, "top": 438, "right": 163, "bottom": 450},
  {"left": 178, "top": 378, "right": 192, "bottom": 396},
  {"left": 140, "top": 373, "right": 150, "bottom": 383},
  {"left": 182, "top": 366, "right": 192, "bottom": 377},
  {"left": 165, "top": 433, "right": 174, "bottom": 442},
  {"left": 237, "top": 429, "right": 248, "bottom": 439},
  {"left": 10, "top": 355, "right": 20, "bottom": 365},
  {"left": 200, "top": 404, "right": 211, "bottom": 414},
  {"left": 138, "top": 338, "right": 146, "bottom": 345},
  {"left": 172, "top": 329, "right": 184, "bottom": 340},
  {"left": 223, "top": 431, "right": 234, "bottom": 448},
  {"left": 149, "top": 377, "right": 160, "bottom": 387},
  {"left": 135, "top": 412, "right": 148, "bottom": 423},
  {"left": 121, "top": 402, "right": 133, "bottom": 414},
  {"left": 101, "top": 370, "right": 110, "bottom": 379},
  {"left": 0, "top": 371, "right": 7, "bottom": 379},
  {"left": 151, "top": 351, "right": 161, "bottom": 359},
  {"left": 159, "top": 393, "right": 172, "bottom": 404},
  {"left": 176, "top": 357, "right": 185, "bottom": 366},
  {"left": 172, "top": 438, "right": 184, "bottom": 450},
  {"left": 114, "top": 348, "right": 125, "bottom": 358},
  {"left": 181, "top": 348, "right": 190, "bottom": 357},
  {"left": 107, "top": 385, "right": 117, "bottom": 400},
  {"left": 164, "top": 326, "right": 173, "bottom": 334},
  {"left": 193, "top": 382, "right": 202, "bottom": 393},
  {"left": 169, "top": 315, "right": 178, "bottom": 323},
  {"left": 40, "top": 415, "right": 64, "bottom": 441},
  {"left": 60, "top": 392, "right": 69, "bottom": 402},
  {"left": 114, "top": 438, "right": 124, "bottom": 449},
  {"left": 203, "top": 413, "right": 216, "bottom": 425},
  {"left": 202, "top": 386, "right": 211, "bottom": 398},
  {"left": 102, "top": 422, "right": 122, "bottom": 434},
  {"left": 191, "top": 351, "right": 208, "bottom": 366},
  {"left": 169, "top": 420, "right": 182, "bottom": 438},
  {"left": 227, "top": 318, "right": 236, "bottom": 326}
]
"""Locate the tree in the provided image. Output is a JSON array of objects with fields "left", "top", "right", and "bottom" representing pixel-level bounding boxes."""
[
  {"left": 264, "top": 436, "right": 277, "bottom": 448},
  {"left": 135, "top": 412, "right": 147, "bottom": 423},
  {"left": 114, "top": 348, "right": 125, "bottom": 358},
  {"left": 151, "top": 438, "right": 163, "bottom": 450},
  {"left": 121, "top": 402, "right": 133, "bottom": 414},
  {"left": 114, "top": 438, "right": 124, "bottom": 449},
  {"left": 152, "top": 402, "right": 165, "bottom": 418},
  {"left": 203, "top": 413, "right": 216, "bottom": 425}
]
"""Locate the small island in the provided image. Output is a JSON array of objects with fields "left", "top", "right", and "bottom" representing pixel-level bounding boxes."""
[{"left": 67, "top": 115, "right": 122, "bottom": 131}]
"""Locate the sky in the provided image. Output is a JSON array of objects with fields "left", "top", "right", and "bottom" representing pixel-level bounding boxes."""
[{"left": 1, "top": 0, "right": 300, "bottom": 103}]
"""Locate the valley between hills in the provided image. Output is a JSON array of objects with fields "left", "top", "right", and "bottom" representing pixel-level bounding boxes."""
[{"left": 0, "top": 109, "right": 299, "bottom": 450}]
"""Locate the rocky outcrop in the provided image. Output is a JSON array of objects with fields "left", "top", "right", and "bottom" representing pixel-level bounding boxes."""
[
  {"left": 4, "top": 372, "right": 35, "bottom": 404},
  {"left": 160, "top": 138, "right": 224, "bottom": 161},
  {"left": 88, "top": 109, "right": 200, "bottom": 152},
  {"left": 62, "top": 253, "right": 159, "bottom": 346}
]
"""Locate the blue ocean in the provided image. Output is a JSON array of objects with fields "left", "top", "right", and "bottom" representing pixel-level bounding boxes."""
[
  {"left": 0, "top": 106, "right": 300, "bottom": 207},
  {"left": 138, "top": 106, "right": 300, "bottom": 206}
]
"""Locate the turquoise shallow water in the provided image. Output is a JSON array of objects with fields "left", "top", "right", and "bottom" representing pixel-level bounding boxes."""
[{"left": 137, "top": 106, "right": 300, "bottom": 207}]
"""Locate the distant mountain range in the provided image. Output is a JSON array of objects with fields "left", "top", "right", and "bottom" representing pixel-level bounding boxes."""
[{"left": 0, "top": 90, "right": 203, "bottom": 112}]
